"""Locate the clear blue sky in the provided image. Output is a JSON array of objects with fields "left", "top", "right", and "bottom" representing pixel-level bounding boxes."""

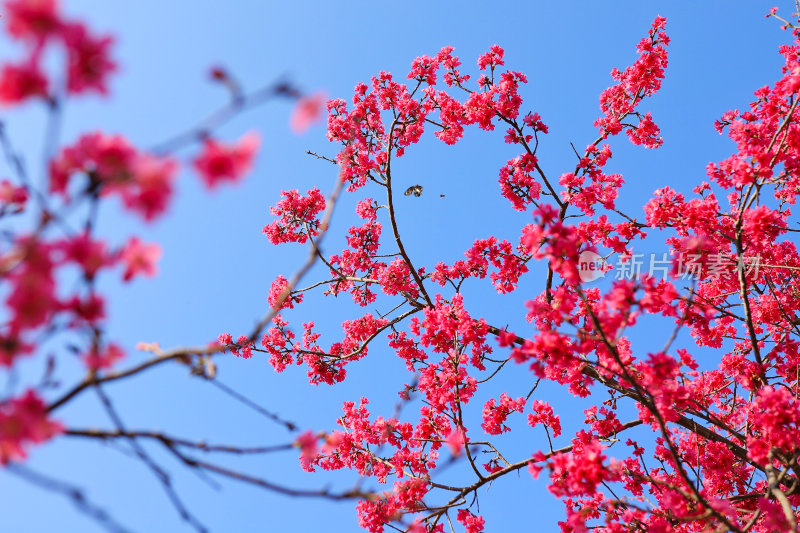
[{"left": 0, "top": 1, "right": 794, "bottom": 532}]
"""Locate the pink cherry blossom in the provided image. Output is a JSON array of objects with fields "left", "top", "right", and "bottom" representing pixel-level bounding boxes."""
[
  {"left": 295, "top": 430, "right": 319, "bottom": 472},
  {"left": 0, "top": 61, "right": 49, "bottom": 105},
  {"left": 0, "top": 390, "right": 63, "bottom": 464},
  {"left": 83, "top": 342, "right": 125, "bottom": 370},
  {"left": 120, "top": 236, "right": 161, "bottom": 282},
  {"left": 290, "top": 91, "right": 327, "bottom": 134},
  {"left": 4, "top": 0, "right": 62, "bottom": 43},
  {"left": 192, "top": 131, "right": 260, "bottom": 189},
  {"left": 61, "top": 21, "right": 116, "bottom": 96}
]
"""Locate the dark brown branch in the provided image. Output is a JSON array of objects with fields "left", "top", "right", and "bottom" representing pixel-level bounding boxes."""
[
  {"left": 150, "top": 78, "right": 299, "bottom": 155},
  {"left": 5, "top": 463, "right": 132, "bottom": 533},
  {"left": 94, "top": 385, "right": 208, "bottom": 533},
  {"left": 65, "top": 428, "right": 294, "bottom": 455}
]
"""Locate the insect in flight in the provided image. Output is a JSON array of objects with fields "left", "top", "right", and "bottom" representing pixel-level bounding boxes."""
[{"left": 404, "top": 184, "right": 424, "bottom": 197}]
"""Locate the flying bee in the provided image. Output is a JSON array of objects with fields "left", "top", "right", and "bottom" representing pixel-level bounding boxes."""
[{"left": 404, "top": 184, "right": 423, "bottom": 197}]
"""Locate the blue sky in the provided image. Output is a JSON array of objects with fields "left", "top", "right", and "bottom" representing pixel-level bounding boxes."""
[{"left": 0, "top": 1, "right": 795, "bottom": 532}]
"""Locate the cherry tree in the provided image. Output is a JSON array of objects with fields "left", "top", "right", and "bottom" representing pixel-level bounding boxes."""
[
  {"left": 3, "top": 1, "right": 800, "bottom": 532},
  {"left": 0, "top": 0, "right": 336, "bottom": 530},
  {"left": 248, "top": 8, "right": 800, "bottom": 533}
]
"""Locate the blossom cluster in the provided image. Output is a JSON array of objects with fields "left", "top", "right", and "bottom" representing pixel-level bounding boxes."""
[
  {"left": 0, "top": 0, "right": 269, "bottom": 472},
  {"left": 246, "top": 10, "right": 800, "bottom": 533},
  {"left": 0, "top": 0, "right": 116, "bottom": 104}
]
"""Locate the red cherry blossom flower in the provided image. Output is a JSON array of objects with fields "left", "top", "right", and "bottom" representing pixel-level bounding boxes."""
[
  {"left": 192, "top": 132, "right": 260, "bottom": 189},
  {"left": 120, "top": 236, "right": 161, "bottom": 282},
  {"left": 290, "top": 91, "right": 327, "bottom": 134}
]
